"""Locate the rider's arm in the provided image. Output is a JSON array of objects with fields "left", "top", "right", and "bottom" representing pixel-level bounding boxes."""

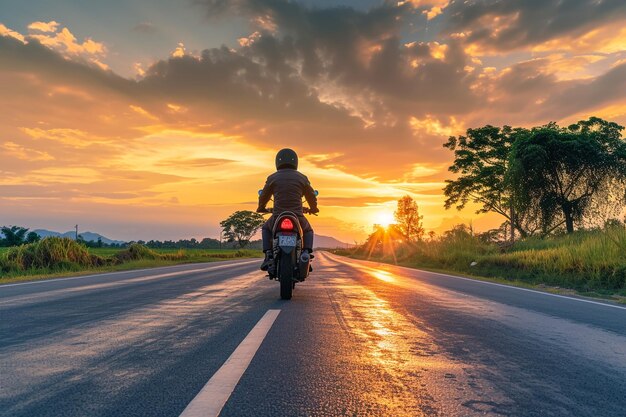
[
  {"left": 303, "top": 177, "right": 318, "bottom": 213},
  {"left": 257, "top": 178, "right": 273, "bottom": 212}
]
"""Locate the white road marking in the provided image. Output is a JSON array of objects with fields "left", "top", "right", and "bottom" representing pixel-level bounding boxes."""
[
  {"left": 0, "top": 261, "right": 260, "bottom": 306},
  {"left": 179, "top": 309, "right": 281, "bottom": 417},
  {"left": 328, "top": 253, "right": 626, "bottom": 311},
  {"left": 423, "top": 269, "right": 626, "bottom": 311},
  {"left": 0, "top": 260, "right": 258, "bottom": 289}
]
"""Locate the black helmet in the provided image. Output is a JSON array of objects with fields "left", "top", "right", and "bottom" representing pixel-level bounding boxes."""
[{"left": 275, "top": 148, "right": 298, "bottom": 170}]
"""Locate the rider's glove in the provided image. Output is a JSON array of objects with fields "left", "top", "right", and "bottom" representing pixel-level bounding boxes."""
[
  {"left": 310, "top": 207, "right": 319, "bottom": 214},
  {"left": 256, "top": 206, "right": 265, "bottom": 213}
]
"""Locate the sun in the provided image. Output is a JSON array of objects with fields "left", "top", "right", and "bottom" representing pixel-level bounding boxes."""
[{"left": 374, "top": 212, "right": 395, "bottom": 228}]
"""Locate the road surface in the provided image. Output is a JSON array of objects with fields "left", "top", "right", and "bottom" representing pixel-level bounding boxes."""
[{"left": 1, "top": 253, "right": 625, "bottom": 417}]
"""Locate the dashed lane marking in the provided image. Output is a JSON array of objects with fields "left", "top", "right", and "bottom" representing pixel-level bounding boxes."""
[{"left": 179, "top": 309, "right": 281, "bottom": 417}]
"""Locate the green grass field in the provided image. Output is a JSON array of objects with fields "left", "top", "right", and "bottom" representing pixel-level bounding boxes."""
[{"left": 0, "top": 239, "right": 262, "bottom": 284}]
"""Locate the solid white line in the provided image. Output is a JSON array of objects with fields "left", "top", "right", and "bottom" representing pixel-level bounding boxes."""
[
  {"left": 179, "top": 309, "right": 281, "bottom": 417},
  {"left": 0, "top": 259, "right": 258, "bottom": 288},
  {"left": 329, "top": 253, "right": 626, "bottom": 311},
  {"left": 422, "top": 269, "right": 626, "bottom": 311}
]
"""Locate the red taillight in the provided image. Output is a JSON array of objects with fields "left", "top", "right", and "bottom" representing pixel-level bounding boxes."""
[{"left": 280, "top": 218, "right": 294, "bottom": 231}]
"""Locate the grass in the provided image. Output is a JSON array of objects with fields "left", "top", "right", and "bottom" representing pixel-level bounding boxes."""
[
  {"left": 336, "top": 225, "right": 626, "bottom": 300},
  {"left": 0, "top": 238, "right": 262, "bottom": 284}
]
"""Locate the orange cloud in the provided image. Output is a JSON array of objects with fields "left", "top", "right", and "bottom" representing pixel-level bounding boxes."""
[
  {"left": 171, "top": 42, "right": 186, "bottom": 58},
  {"left": 0, "top": 23, "right": 25, "bottom": 43},
  {"left": 27, "top": 21, "right": 60, "bottom": 33},
  {"left": 410, "top": 114, "right": 464, "bottom": 137},
  {"left": 1, "top": 141, "right": 54, "bottom": 161},
  {"left": 533, "top": 22, "right": 626, "bottom": 54}
]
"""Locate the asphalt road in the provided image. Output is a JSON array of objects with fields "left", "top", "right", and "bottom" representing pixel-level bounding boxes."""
[{"left": 1, "top": 253, "right": 625, "bottom": 417}]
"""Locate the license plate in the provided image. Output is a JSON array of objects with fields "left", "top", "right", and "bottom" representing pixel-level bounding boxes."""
[{"left": 279, "top": 235, "right": 297, "bottom": 247}]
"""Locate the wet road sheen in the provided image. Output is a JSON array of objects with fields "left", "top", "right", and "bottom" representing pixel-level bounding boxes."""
[{"left": 1, "top": 254, "right": 625, "bottom": 416}]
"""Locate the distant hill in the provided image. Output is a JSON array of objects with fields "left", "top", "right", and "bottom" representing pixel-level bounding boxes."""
[
  {"left": 33, "top": 229, "right": 126, "bottom": 245},
  {"left": 234, "top": 234, "right": 353, "bottom": 250},
  {"left": 314, "top": 234, "right": 354, "bottom": 249}
]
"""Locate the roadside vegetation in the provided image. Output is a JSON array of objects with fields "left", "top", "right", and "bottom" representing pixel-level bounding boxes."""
[
  {"left": 337, "top": 222, "right": 626, "bottom": 298},
  {"left": 338, "top": 117, "right": 626, "bottom": 300},
  {"left": 0, "top": 237, "right": 261, "bottom": 283}
]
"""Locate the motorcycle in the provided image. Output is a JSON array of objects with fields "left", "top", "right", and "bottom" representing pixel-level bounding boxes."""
[{"left": 258, "top": 190, "right": 318, "bottom": 300}]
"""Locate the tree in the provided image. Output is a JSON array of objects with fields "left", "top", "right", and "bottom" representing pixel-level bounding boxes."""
[
  {"left": 0, "top": 226, "right": 29, "bottom": 246},
  {"left": 443, "top": 125, "right": 532, "bottom": 241},
  {"left": 509, "top": 118, "right": 626, "bottom": 234},
  {"left": 394, "top": 196, "right": 424, "bottom": 242},
  {"left": 220, "top": 211, "right": 265, "bottom": 248},
  {"left": 26, "top": 232, "right": 40, "bottom": 244}
]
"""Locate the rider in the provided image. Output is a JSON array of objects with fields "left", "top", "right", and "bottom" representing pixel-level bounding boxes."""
[{"left": 257, "top": 148, "right": 318, "bottom": 272}]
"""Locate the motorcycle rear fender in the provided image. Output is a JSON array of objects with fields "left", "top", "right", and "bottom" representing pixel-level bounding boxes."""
[{"left": 272, "top": 212, "right": 304, "bottom": 237}]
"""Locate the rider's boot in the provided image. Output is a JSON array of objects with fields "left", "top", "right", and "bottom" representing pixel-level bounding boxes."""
[{"left": 260, "top": 250, "right": 273, "bottom": 271}]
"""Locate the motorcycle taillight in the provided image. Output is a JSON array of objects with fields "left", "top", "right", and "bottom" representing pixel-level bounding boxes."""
[{"left": 280, "top": 218, "right": 294, "bottom": 231}]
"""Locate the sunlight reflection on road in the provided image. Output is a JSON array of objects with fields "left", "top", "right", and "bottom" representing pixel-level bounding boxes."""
[
  {"left": 318, "top": 252, "right": 511, "bottom": 416},
  {"left": 369, "top": 270, "right": 395, "bottom": 283}
]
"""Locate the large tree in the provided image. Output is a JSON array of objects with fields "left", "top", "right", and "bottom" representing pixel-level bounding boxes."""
[
  {"left": 220, "top": 211, "right": 265, "bottom": 248},
  {"left": 0, "top": 226, "right": 30, "bottom": 247},
  {"left": 443, "top": 125, "right": 532, "bottom": 240},
  {"left": 509, "top": 118, "right": 626, "bottom": 234},
  {"left": 394, "top": 196, "right": 424, "bottom": 242}
]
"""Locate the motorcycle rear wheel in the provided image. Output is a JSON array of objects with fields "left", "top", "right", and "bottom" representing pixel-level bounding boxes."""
[{"left": 278, "top": 252, "right": 294, "bottom": 300}]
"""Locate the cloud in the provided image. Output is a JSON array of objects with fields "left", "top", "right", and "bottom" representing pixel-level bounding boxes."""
[
  {"left": 1, "top": 141, "right": 54, "bottom": 161},
  {"left": 410, "top": 114, "right": 464, "bottom": 137},
  {"left": 443, "top": 0, "right": 626, "bottom": 53},
  {"left": 1, "top": 21, "right": 109, "bottom": 70},
  {"left": 155, "top": 157, "right": 235, "bottom": 167},
  {"left": 132, "top": 22, "right": 157, "bottom": 34},
  {"left": 2, "top": 4, "right": 623, "bottom": 181},
  {"left": 532, "top": 21, "right": 626, "bottom": 54},
  {"left": 540, "top": 61, "right": 626, "bottom": 120},
  {"left": 170, "top": 42, "right": 187, "bottom": 58},
  {"left": 0, "top": 23, "right": 25, "bottom": 43},
  {"left": 27, "top": 21, "right": 60, "bottom": 33}
]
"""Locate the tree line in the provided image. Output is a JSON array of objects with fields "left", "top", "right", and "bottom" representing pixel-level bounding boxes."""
[{"left": 0, "top": 225, "right": 228, "bottom": 250}]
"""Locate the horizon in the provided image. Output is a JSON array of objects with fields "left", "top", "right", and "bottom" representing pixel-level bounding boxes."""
[
  {"left": 2, "top": 0, "right": 626, "bottom": 243},
  {"left": 28, "top": 226, "right": 354, "bottom": 245}
]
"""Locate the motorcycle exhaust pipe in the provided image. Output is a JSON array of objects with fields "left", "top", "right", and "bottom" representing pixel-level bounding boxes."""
[{"left": 298, "top": 251, "right": 311, "bottom": 279}]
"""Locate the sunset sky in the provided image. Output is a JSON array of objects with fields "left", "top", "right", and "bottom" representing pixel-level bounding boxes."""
[{"left": 1, "top": 0, "right": 626, "bottom": 243}]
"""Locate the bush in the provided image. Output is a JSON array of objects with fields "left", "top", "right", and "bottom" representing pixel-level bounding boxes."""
[
  {"left": 2, "top": 237, "right": 103, "bottom": 271},
  {"left": 112, "top": 243, "right": 162, "bottom": 263}
]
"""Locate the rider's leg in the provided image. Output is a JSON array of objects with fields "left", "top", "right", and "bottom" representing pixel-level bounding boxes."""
[
  {"left": 303, "top": 230, "right": 314, "bottom": 253},
  {"left": 298, "top": 216, "right": 314, "bottom": 254},
  {"left": 260, "top": 216, "right": 275, "bottom": 271}
]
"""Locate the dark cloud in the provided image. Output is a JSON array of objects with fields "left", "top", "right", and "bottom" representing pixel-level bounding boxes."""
[
  {"left": 132, "top": 22, "right": 157, "bottom": 34},
  {"left": 541, "top": 62, "right": 626, "bottom": 120},
  {"left": 0, "top": 35, "right": 133, "bottom": 95},
  {"left": 443, "top": 0, "right": 626, "bottom": 51}
]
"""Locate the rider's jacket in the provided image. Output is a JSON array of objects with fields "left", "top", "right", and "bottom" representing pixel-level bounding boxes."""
[{"left": 257, "top": 168, "right": 318, "bottom": 216}]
